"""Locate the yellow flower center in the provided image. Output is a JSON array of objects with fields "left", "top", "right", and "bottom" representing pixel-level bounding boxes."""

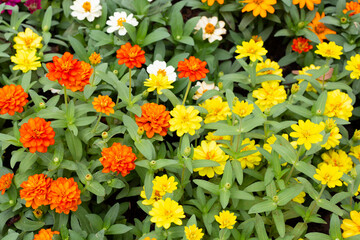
[
  {"left": 356, "top": 64, "right": 360, "bottom": 70},
  {"left": 82, "top": 1, "right": 91, "bottom": 12},
  {"left": 117, "top": 18, "right": 126, "bottom": 27},
  {"left": 33, "top": 129, "right": 44, "bottom": 137},
  {"left": 205, "top": 23, "right": 215, "bottom": 34},
  {"left": 157, "top": 69, "right": 167, "bottom": 76},
  {"left": 188, "top": 63, "right": 199, "bottom": 71},
  {"left": 315, "top": 23, "right": 325, "bottom": 34},
  {"left": 61, "top": 62, "right": 72, "bottom": 72},
  {"left": 247, "top": 47, "right": 256, "bottom": 54}
]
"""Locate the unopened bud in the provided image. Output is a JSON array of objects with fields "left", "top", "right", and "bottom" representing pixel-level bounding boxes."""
[
  {"left": 102, "top": 131, "right": 108, "bottom": 139},
  {"left": 53, "top": 157, "right": 59, "bottom": 163},
  {"left": 351, "top": 167, "right": 357, "bottom": 178},
  {"left": 218, "top": 71, "right": 224, "bottom": 77},
  {"left": 264, "top": 108, "right": 271, "bottom": 116},
  {"left": 150, "top": 160, "right": 156, "bottom": 166},
  {"left": 107, "top": 179, "right": 112, "bottom": 184},
  {"left": 95, "top": 24, "right": 101, "bottom": 29},
  {"left": 42, "top": 25, "right": 49, "bottom": 32},
  {"left": 142, "top": 90, "right": 149, "bottom": 98},
  {"left": 224, "top": 183, "right": 231, "bottom": 190},
  {"left": 291, "top": 83, "right": 299, "bottom": 94},
  {"left": 297, "top": 21, "right": 305, "bottom": 29},
  {"left": 137, "top": 127, "right": 144, "bottom": 136},
  {"left": 218, "top": 82, "right": 223, "bottom": 90},
  {"left": 113, "top": 70, "right": 118, "bottom": 75},
  {"left": 9, "top": 200, "right": 14, "bottom": 205},
  {"left": 183, "top": 147, "right": 191, "bottom": 157},
  {"left": 316, "top": 109, "right": 322, "bottom": 115},
  {"left": 272, "top": 195, "right": 279, "bottom": 203},
  {"left": 232, "top": 97, "right": 239, "bottom": 106},
  {"left": 85, "top": 174, "right": 93, "bottom": 181},
  {"left": 33, "top": 209, "right": 43, "bottom": 219},
  {"left": 340, "top": 17, "right": 348, "bottom": 24},
  {"left": 353, "top": 130, "right": 360, "bottom": 141},
  {"left": 39, "top": 102, "right": 46, "bottom": 109}
]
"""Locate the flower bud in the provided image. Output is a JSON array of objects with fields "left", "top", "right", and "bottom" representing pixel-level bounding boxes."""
[
  {"left": 232, "top": 97, "right": 239, "bottom": 106},
  {"left": 272, "top": 195, "right": 279, "bottom": 203},
  {"left": 113, "top": 70, "right": 118, "bottom": 75},
  {"left": 33, "top": 209, "right": 43, "bottom": 219},
  {"left": 340, "top": 17, "right": 348, "bottom": 24},
  {"left": 137, "top": 127, "right": 144, "bottom": 136},
  {"left": 85, "top": 174, "right": 93, "bottom": 181},
  {"left": 142, "top": 90, "right": 149, "bottom": 98},
  {"left": 183, "top": 147, "right": 191, "bottom": 157},
  {"left": 297, "top": 21, "right": 305, "bottom": 29},
  {"left": 107, "top": 179, "right": 112, "bottom": 185},
  {"left": 353, "top": 130, "right": 360, "bottom": 141},
  {"left": 218, "top": 82, "right": 223, "bottom": 90},
  {"left": 218, "top": 71, "right": 224, "bottom": 77},
  {"left": 42, "top": 25, "right": 49, "bottom": 32},
  {"left": 291, "top": 83, "right": 299, "bottom": 94},
  {"left": 95, "top": 24, "right": 101, "bottom": 29},
  {"left": 9, "top": 200, "right": 14, "bottom": 206},
  {"left": 53, "top": 157, "right": 59, "bottom": 163},
  {"left": 224, "top": 183, "right": 231, "bottom": 190},
  {"left": 39, "top": 102, "right": 46, "bottom": 109},
  {"left": 102, "top": 131, "right": 108, "bottom": 139}
]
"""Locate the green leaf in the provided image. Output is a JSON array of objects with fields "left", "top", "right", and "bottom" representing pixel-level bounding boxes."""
[
  {"left": 144, "top": 171, "right": 154, "bottom": 200},
  {"left": 14, "top": 217, "right": 45, "bottom": 231},
  {"left": 286, "top": 105, "right": 312, "bottom": 118},
  {"left": 248, "top": 200, "right": 277, "bottom": 214},
  {"left": 19, "top": 153, "right": 37, "bottom": 173},
  {"left": 86, "top": 214, "right": 103, "bottom": 232},
  {"left": 193, "top": 179, "right": 219, "bottom": 195},
  {"left": 87, "top": 181, "right": 106, "bottom": 197},
  {"left": 192, "top": 160, "right": 220, "bottom": 169},
  {"left": 312, "top": 91, "right": 327, "bottom": 115},
  {"left": 271, "top": 137, "right": 297, "bottom": 164},
  {"left": 277, "top": 184, "right": 304, "bottom": 206},
  {"left": 65, "top": 130, "right": 83, "bottom": 161},
  {"left": 231, "top": 160, "right": 243, "bottom": 185},
  {"left": 103, "top": 203, "right": 120, "bottom": 229},
  {"left": 255, "top": 214, "right": 269, "bottom": 240},
  {"left": 305, "top": 232, "right": 332, "bottom": 240},
  {"left": 106, "top": 224, "right": 132, "bottom": 235},
  {"left": 219, "top": 189, "right": 230, "bottom": 208},
  {"left": 123, "top": 22, "right": 137, "bottom": 43},
  {"left": 2, "top": 233, "right": 20, "bottom": 240},
  {"left": 316, "top": 198, "right": 343, "bottom": 216},
  {"left": 135, "top": 139, "right": 156, "bottom": 160},
  {"left": 230, "top": 189, "right": 254, "bottom": 200},
  {"left": 123, "top": 115, "right": 139, "bottom": 141},
  {"left": 297, "top": 177, "right": 318, "bottom": 200},
  {"left": 142, "top": 27, "right": 170, "bottom": 47},
  {"left": 42, "top": 6, "right": 52, "bottom": 31},
  {"left": 272, "top": 209, "right": 285, "bottom": 237},
  {"left": 170, "top": 11, "right": 184, "bottom": 39},
  {"left": 68, "top": 36, "right": 88, "bottom": 61},
  {"left": 161, "top": 89, "right": 180, "bottom": 107},
  {"left": 295, "top": 161, "right": 316, "bottom": 180}
]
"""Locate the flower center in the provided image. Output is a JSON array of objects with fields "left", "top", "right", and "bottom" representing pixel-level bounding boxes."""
[
  {"left": 157, "top": 69, "right": 167, "bottom": 76},
  {"left": 117, "top": 18, "right": 126, "bottom": 27},
  {"left": 253, "top": 0, "right": 264, "bottom": 4},
  {"left": 315, "top": 23, "right": 326, "bottom": 34},
  {"left": 61, "top": 62, "right": 72, "bottom": 72},
  {"left": 247, "top": 47, "right": 256, "bottom": 54},
  {"left": 33, "top": 129, "right": 44, "bottom": 137},
  {"left": 205, "top": 23, "right": 215, "bottom": 34},
  {"left": 188, "top": 63, "right": 199, "bottom": 71},
  {"left": 82, "top": 1, "right": 91, "bottom": 12}
]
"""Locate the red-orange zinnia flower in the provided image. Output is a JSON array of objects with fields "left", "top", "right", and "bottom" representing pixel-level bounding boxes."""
[
  {"left": 92, "top": 95, "right": 115, "bottom": 115},
  {"left": 135, "top": 103, "right": 171, "bottom": 138},
  {"left": 34, "top": 228, "right": 60, "bottom": 240},
  {"left": 116, "top": 42, "right": 146, "bottom": 69},
  {"left": 177, "top": 56, "right": 209, "bottom": 82},
  {"left": 19, "top": 117, "right": 55, "bottom": 153},
  {"left": 47, "top": 177, "right": 82, "bottom": 214},
  {"left": 89, "top": 52, "right": 102, "bottom": 65},
  {"left": 308, "top": 12, "right": 336, "bottom": 43},
  {"left": 0, "top": 173, "right": 14, "bottom": 195},
  {"left": 0, "top": 84, "right": 28, "bottom": 116},
  {"left": 46, "top": 52, "right": 92, "bottom": 92},
  {"left": 100, "top": 142, "right": 137, "bottom": 176},
  {"left": 343, "top": 1, "right": 360, "bottom": 16},
  {"left": 292, "top": 37, "right": 313, "bottom": 53},
  {"left": 20, "top": 174, "right": 52, "bottom": 209}
]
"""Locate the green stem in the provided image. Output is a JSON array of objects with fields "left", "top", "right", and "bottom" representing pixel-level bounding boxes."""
[
  {"left": 235, "top": 118, "right": 243, "bottom": 152},
  {"left": 305, "top": 184, "right": 326, "bottom": 223},
  {"left": 317, "top": 184, "right": 326, "bottom": 200},
  {"left": 128, "top": 68, "right": 132, "bottom": 105},
  {"left": 219, "top": 229, "right": 227, "bottom": 240},
  {"left": 92, "top": 113, "right": 102, "bottom": 133},
  {"left": 156, "top": 93, "right": 159, "bottom": 104},
  {"left": 90, "top": 66, "right": 96, "bottom": 85},
  {"left": 63, "top": 86, "right": 68, "bottom": 110},
  {"left": 182, "top": 80, "right": 192, "bottom": 105}
]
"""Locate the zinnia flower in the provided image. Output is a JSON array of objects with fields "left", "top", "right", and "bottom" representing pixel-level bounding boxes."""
[
  {"left": 321, "top": 119, "right": 342, "bottom": 150},
  {"left": 320, "top": 150, "right": 353, "bottom": 174},
  {"left": 263, "top": 134, "right": 297, "bottom": 153},
  {"left": 240, "top": 0, "right": 277, "bottom": 18},
  {"left": 297, "top": 64, "right": 321, "bottom": 92},
  {"left": 106, "top": 11, "right": 138, "bottom": 35},
  {"left": 70, "top": 0, "right": 102, "bottom": 22},
  {"left": 135, "top": 103, "right": 170, "bottom": 138},
  {"left": 89, "top": 52, "right": 102, "bottom": 66},
  {"left": 201, "top": 0, "right": 224, "bottom": 6},
  {"left": 99, "top": 142, "right": 137, "bottom": 176},
  {"left": 13, "top": 28, "right": 43, "bottom": 50},
  {"left": 193, "top": 140, "right": 229, "bottom": 178},
  {"left": 169, "top": 105, "right": 202, "bottom": 137},
  {"left": 177, "top": 56, "right": 209, "bottom": 82},
  {"left": 141, "top": 174, "right": 178, "bottom": 205},
  {"left": 147, "top": 60, "right": 177, "bottom": 82},
  {"left": 19, "top": 117, "right": 56, "bottom": 153},
  {"left": 194, "top": 16, "right": 227, "bottom": 43},
  {"left": 92, "top": 95, "right": 115, "bottom": 115},
  {"left": 346, "top": 54, "right": 360, "bottom": 79},
  {"left": 116, "top": 42, "right": 145, "bottom": 69},
  {"left": 214, "top": 210, "right": 237, "bottom": 229},
  {"left": 324, "top": 90, "right": 353, "bottom": 121},
  {"left": 341, "top": 211, "right": 360, "bottom": 238},
  {"left": 0, "top": 173, "right": 14, "bottom": 195},
  {"left": 350, "top": 145, "right": 360, "bottom": 161},
  {"left": 144, "top": 74, "right": 174, "bottom": 94},
  {"left": 343, "top": 1, "right": 360, "bottom": 16},
  {"left": 11, "top": 49, "right": 41, "bottom": 73},
  {"left": 48, "top": 177, "right": 82, "bottom": 214},
  {"left": 185, "top": 224, "right": 204, "bottom": 240},
  {"left": 292, "top": 191, "right": 306, "bottom": 204},
  {"left": 290, "top": 119, "right": 325, "bottom": 150},
  {"left": 33, "top": 229, "right": 60, "bottom": 240},
  {"left": 24, "top": 0, "right": 42, "bottom": 13},
  {"left": 235, "top": 39, "right": 268, "bottom": 62},
  {"left": 252, "top": 81, "right": 287, "bottom": 111},
  {"left": 149, "top": 198, "right": 185, "bottom": 229},
  {"left": 292, "top": 37, "right": 313, "bottom": 53},
  {"left": 235, "top": 138, "right": 262, "bottom": 169},
  {"left": 20, "top": 174, "right": 52, "bottom": 209},
  {"left": 313, "top": 164, "right": 343, "bottom": 188},
  {"left": 256, "top": 59, "right": 283, "bottom": 77},
  {"left": 200, "top": 97, "right": 231, "bottom": 124},
  {"left": 1, "top": 0, "right": 21, "bottom": 14},
  {"left": 0, "top": 84, "right": 28, "bottom": 116},
  {"left": 315, "top": 41, "right": 343, "bottom": 59},
  {"left": 232, "top": 100, "right": 254, "bottom": 118},
  {"left": 193, "top": 81, "right": 219, "bottom": 100},
  {"left": 292, "top": 0, "right": 321, "bottom": 11},
  {"left": 308, "top": 12, "right": 336, "bottom": 43}
]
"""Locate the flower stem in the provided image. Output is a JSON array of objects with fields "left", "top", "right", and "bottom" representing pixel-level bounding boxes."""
[
  {"left": 128, "top": 68, "right": 132, "bottom": 105},
  {"left": 156, "top": 93, "right": 159, "bottom": 104},
  {"left": 63, "top": 86, "right": 68, "bottom": 110},
  {"left": 182, "top": 80, "right": 192, "bottom": 105},
  {"left": 92, "top": 113, "right": 102, "bottom": 133}
]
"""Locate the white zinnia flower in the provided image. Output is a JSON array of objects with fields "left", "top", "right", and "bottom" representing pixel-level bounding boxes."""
[
  {"left": 193, "top": 81, "right": 219, "bottom": 100},
  {"left": 70, "top": 0, "right": 102, "bottom": 22},
  {"left": 146, "top": 60, "right": 177, "bottom": 83},
  {"left": 106, "top": 12, "right": 138, "bottom": 36},
  {"left": 194, "top": 16, "right": 227, "bottom": 43}
]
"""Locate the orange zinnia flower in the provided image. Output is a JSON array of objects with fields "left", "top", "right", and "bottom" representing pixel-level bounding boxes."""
[
  {"left": 308, "top": 12, "right": 336, "bottom": 43},
  {"left": 48, "top": 177, "right": 81, "bottom": 214},
  {"left": 0, "top": 84, "right": 28, "bottom": 116},
  {"left": 92, "top": 95, "right": 115, "bottom": 115},
  {"left": 241, "top": 0, "right": 277, "bottom": 18},
  {"left": 46, "top": 52, "right": 92, "bottom": 92},
  {"left": 100, "top": 142, "right": 137, "bottom": 176},
  {"left": 116, "top": 42, "right": 146, "bottom": 69},
  {"left": 135, "top": 103, "right": 171, "bottom": 138},
  {"left": 19, "top": 117, "right": 55, "bottom": 153},
  {"left": 0, "top": 173, "right": 14, "bottom": 195},
  {"left": 343, "top": 1, "right": 360, "bottom": 16},
  {"left": 292, "top": 37, "right": 313, "bottom": 53},
  {"left": 293, "top": 0, "right": 321, "bottom": 11},
  {"left": 177, "top": 56, "right": 209, "bottom": 82},
  {"left": 20, "top": 174, "right": 52, "bottom": 209},
  {"left": 34, "top": 228, "right": 60, "bottom": 240},
  {"left": 89, "top": 52, "right": 102, "bottom": 65},
  {"left": 201, "top": 0, "right": 224, "bottom": 6}
]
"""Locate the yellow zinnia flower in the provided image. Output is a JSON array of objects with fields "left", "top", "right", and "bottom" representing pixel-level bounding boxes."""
[
  {"left": 321, "top": 119, "right": 342, "bottom": 150},
  {"left": 169, "top": 105, "right": 202, "bottom": 137},
  {"left": 214, "top": 210, "right": 237, "bottom": 229},
  {"left": 341, "top": 211, "right": 360, "bottom": 238},
  {"left": 315, "top": 41, "right": 343, "bottom": 59},
  {"left": 292, "top": 0, "right": 321, "bottom": 11},
  {"left": 252, "top": 81, "right": 287, "bottom": 111},
  {"left": 324, "top": 90, "right": 353, "bottom": 121},
  {"left": 235, "top": 138, "right": 261, "bottom": 169},
  {"left": 350, "top": 145, "right": 360, "bottom": 161},
  {"left": 11, "top": 49, "right": 41, "bottom": 73},
  {"left": 144, "top": 73, "right": 174, "bottom": 95},
  {"left": 320, "top": 150, "right": 353, "bottom": 174},
  {"left": 353, "top": 129, "right": 360, "bottom": 141},
  {"left": 13, "top": 28, "right": 43, "bottom": 51},
  {"left": 232, "top": 100, "right": 254, "bottom": 118},
  {"left": 200, "top": 97, "right": 231, "bottom": 124},
  {"left": 184, "top": 224, "right": 204, "bottom": 240},
  {"left": 345, "top": 54, "right": 360, "bottom": 79},
  {"left": 149, "top": 198, "right": 185, "bottom": 229},
  {"left": 290, "top": 119, "right": 325, "bottom": 150},
  {"left": 297, "top": 64, "right": 321, "bottom": 92},
  {"left": 140, "top": 189, "right": 163, "bottom": 206},
  {"left": 292, "top": 191, "right": 306, "bottom": 204},
  {"left": 256, "top": 59, "right": 283, "bottom": 77},
  {"left": 235, "top": 39, "right": 268, "bottom": 62},
  {"left": 193, "top": 140, "right": 229, "bottom": 178},
  {"left": 314, "top": 163, "right": 343, "bottom": 188},
  {"left": 240, "top": 0, "right": 277, "bottom": 18}
]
